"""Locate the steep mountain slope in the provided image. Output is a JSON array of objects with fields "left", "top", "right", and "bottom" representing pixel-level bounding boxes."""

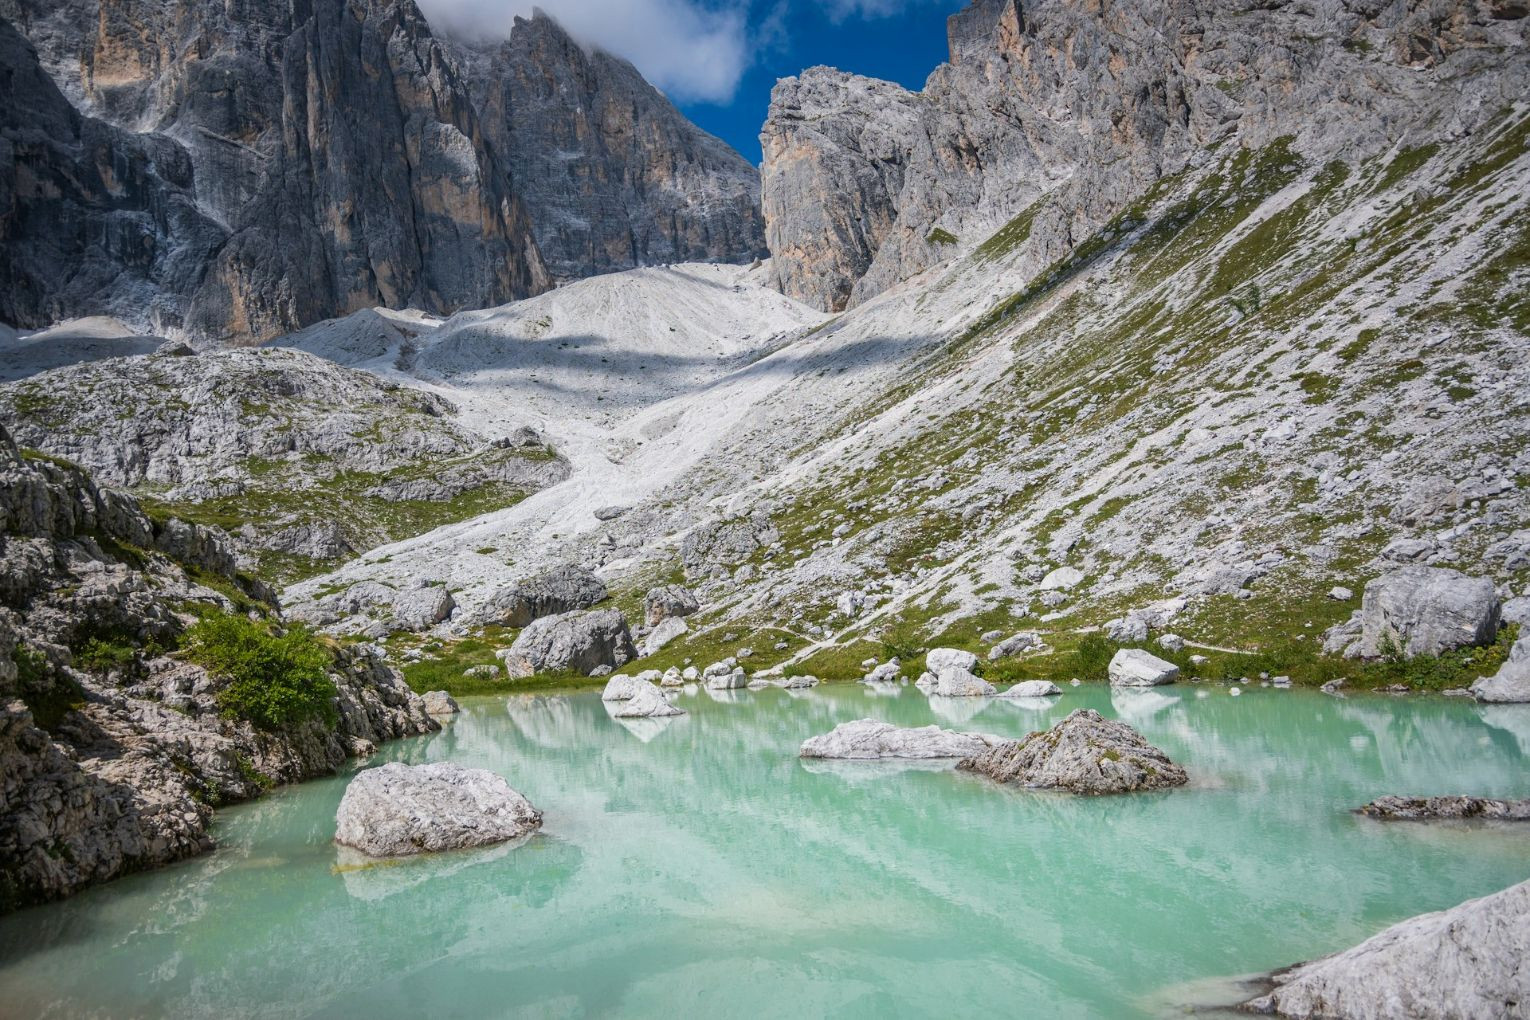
[
  {"left": 449, "top": 11, "right": 767, "bottom": 282},
  {"left": 762, "top": 0, "right": 1530, "bottom": 311},
  {"left": 272, "top": 5, "right": 1528, "bottom": 696}
]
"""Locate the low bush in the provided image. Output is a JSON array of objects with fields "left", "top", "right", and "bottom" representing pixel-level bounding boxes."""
[{"left": 184, "top": 613, "right": 337, "bottom": 731}]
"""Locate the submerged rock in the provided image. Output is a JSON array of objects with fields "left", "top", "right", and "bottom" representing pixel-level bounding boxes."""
[
  {"left": 800, "top": 719, "right": 1005, "bottom": 759},
  {"left": 1244, "top": 878, "right": 1530, "bottom": 1019},
  {"left": 998, "top": 680, "right": 1062, "bottom": 698},
  {"left": 1357, "top": 796, "right": 1530, "bottom": 821},
  {"left": 957, "top": 709, "right": 1188, "bottom": 795},
  {"left": 1108, "top": 648, "right": 1180, "bottom": 687},
  {"left": 334, "top": 762, "right": 542, "bottom": 858}
]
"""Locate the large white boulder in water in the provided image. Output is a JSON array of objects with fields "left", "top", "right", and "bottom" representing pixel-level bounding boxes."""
[
  {"left": 800, "top": 719, "right": 1005, "bottom": 759},
  {"left": 998, "top": 680, "right": 1062, "bottom": 698},
  {"left": 1245, "top": 878, "right": 1530, "bottom": 1019},
  {"left": 1471, "top": 637, "right": 1530, "bottom": 703},
  {"left": 1108, "top": 648, "right": 1179, "bottom": 687},
  {"left": 958, "top": 709, "right": 1187, "bottom": 794},
  {"left": 933, "top": 667, "right": 997, "bottom": 697},
  {"left": 611, "top": 680, "right": 685, "bottom": 718},
  {"left": 335, "top": 762, "right": 542, "bottom": 857}
]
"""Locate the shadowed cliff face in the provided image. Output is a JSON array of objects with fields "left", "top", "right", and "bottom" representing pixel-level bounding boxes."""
[
  {"left": 448, "top": 12, "right": 767, "bottom": 283},
  {"left": 1, "top": 0, "right": 549, "bottom": 341},
  {"left": 761, "top": 0, "right": 1530, "bottom": 312}
]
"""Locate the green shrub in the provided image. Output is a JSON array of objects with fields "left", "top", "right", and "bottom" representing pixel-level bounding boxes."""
[
  {"left": 185, "top": 613, "right": 337, "bottom": 731},
  {"left": 1065, "top": 635, "right": 1121, "bottom": 683}
]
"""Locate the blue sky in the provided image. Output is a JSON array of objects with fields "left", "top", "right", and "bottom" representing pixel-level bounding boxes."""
[
  {"left": 416, "top": 0, "right": 967, "bottom": 164},
  {"left": 676, "top": 2, "right": 965, "bottom": 164}
]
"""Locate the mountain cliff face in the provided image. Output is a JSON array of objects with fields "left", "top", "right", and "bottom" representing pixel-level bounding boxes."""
[
  {"left": 1, "top": 0, "right": 767, "bottom": 340},
  {"left": 1, "top": 0, "right": 550, "bottom": 341},
  {"left": 448, "top": 12, "right": 767, "bottom": 282},
  {"left": 762, "top": 0, "right": 1530, "bottom": 311}
]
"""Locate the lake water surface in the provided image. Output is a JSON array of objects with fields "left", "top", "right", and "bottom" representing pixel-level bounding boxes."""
[{"left": 3, "top": 683, "right": 1529, "bottom": 1018}]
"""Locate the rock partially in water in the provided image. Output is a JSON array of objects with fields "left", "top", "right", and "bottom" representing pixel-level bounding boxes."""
[
  {"left": 800, "top": 719, "right": 1005, "bottom": 760},
  {"left": 334, "top": 762, "right": 542, "bottom": 858},
  {"left": 601, "top": 674, "right": 642, "bottom": 701},
  {"left": 501, "top": 609, "right": 636, "bottom": 678},
  {"left": 1471, "top": 637, "right": 1530, "bottom": 703},
  {"left": 958, "top": 709, "right": 1188, "bottom": 795},
  {"left": 933, "top": 667, "right": 997, "bottom": 697},
  {"left": 998, "top": 681, "right": 1062, "bottom": 698},
  {"left": 1108, "top": 648, "right": 1180, "bottom": 687},
  {"left": 1357, "top": 795, "right": 1530, "bottom": 821},
  {"left": 421, "top": 691, "right": 460, "bottom": 716},
  {"left": 610, "top": 681, "right": 685, "bottom": 718},
  {"left": 1244, "top": 878, "right": 1530, "bottom": 1019}
]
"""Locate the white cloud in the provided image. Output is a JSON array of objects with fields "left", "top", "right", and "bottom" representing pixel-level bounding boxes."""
[
  {"left": 820, "top": 0, "right": 950, "bottom": 22},
  {"left": 415, "top": 0, "right": 752, "bottom": 104}
]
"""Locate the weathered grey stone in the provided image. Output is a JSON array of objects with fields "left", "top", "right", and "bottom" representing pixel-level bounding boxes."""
[
  {"left": 800, "top": 719, "right": 1005, "bottom": 759},
  {"left": 998, "top": 680, "right": 1062, "bottom": 698},
  {"left": 501, "top": 609, "right": 636, "bottom": 678},
  {"left": 1357, "top": 795, "right": 1530, "bottom": 821},
  {"left": 335, "top": 762, "right": 541, "bottom": 857},
  {"left": 392, "top": 584, "right": 456, "bottom": 632},
  {"left": 926, "top": 648, "right": 979, "bottom": 674},
  {"left": 1337, "top": 566, "right": 1501, "bottom": 659},
  {"left": 610, "top": 680, "right": 685, "bottom": 718},
  {"left": 447, "top": 11, "right": 765, "bottom": 283},
  {"left": 601, "top": 673, "right": 642, "bottom": 701},
  {"left": 1104, "top": 616, "right": 1150, "bottom": 643},
  {"left": 639, "top": 616, "right": 688, "bottom": 657},
  {"left": 958, "top": 709, "right": 1188, "bottom": 794},
  {"left": 1040, "top": 567, "right": 1085, "bottom": 591},
  {"left": 487, "top": 565, "right": 607, "bottom": 629},
  {"left": 933, "top": 667, "right": 997, "bottom": 697},
  {"left": 989, "top": 632, "right": 1039, "bottom": 660},
  {"left": 1244, "top": 878, "right": 1530, "bottom": 1019},
  {"left": 1108, "top": 649, "right": 1180, "bottom": 687},
  {"left": 643, "top": 584, "right": 700, "bottom": 626},
  {"left": 1470, "top": 638, "right": 1530, "bottom": 703},
  {"left": 421, "top": 691, "right": 461, "bottom": 716}
]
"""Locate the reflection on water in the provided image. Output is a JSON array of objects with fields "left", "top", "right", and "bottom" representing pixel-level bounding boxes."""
[{"left": 2, "top": 686, "right": 1528, "bottom": 1019}]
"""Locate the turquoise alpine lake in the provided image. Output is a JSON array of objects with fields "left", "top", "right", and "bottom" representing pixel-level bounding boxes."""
[{"left": 3, "top": 684, "right": 1529, "bottom": 1018}]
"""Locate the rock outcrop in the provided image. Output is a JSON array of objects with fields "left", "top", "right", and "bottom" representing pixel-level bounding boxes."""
[
  {"left": 644, "top": 584, "right": 700, "bottom": 627},
  {"left": 335, "top": 762, "right": 542, "bottom": 857},
  {"left": 501, "top": 609, "right": 636, "bottom": 678},
  {"left": 800, "top": 719, "right": 1005, "bottom": 759},
  {"left": 0, "top": 424, "right": 437, "bottom": 911},
  {"left": 1357, "top": 795, "right": 1530, "bottom": 821},
  {"left": 447, "top": 11, "right": 766, "bottom": 282},
  {"left": 1244, "top": 878, "right": 1530, "bottom": 1019},
  {"left": 760, "top": 0, "right": 1530, "bottom": 311},
  {"left": 957, "top": 709, "right": 1187, "bottom": 794},
  {"left": 2, "top": 0, "right": 549, "bottom": 340}
]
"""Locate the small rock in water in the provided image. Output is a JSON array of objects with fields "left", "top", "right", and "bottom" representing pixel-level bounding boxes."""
[
  {"left": 1357, "top": 795, "right": 1530, "bottom": 821},
  {"left": 421, "top": 690, "right": 460, "bottom": 715},
  {"left": 958, "top": 709, "right": 1188, "bottom": 795},
  {"left": 335, "top": 762, "right": 542, "bottom": 857},
  {"left": 800, "top": 719, "right": 1005, "bottom": 759},
  {"left": 612, "top": 680, "right": 685, "bottom": 718},
  {"left": 998, "top": 680, "right": 1062, "bottom": 698}
]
